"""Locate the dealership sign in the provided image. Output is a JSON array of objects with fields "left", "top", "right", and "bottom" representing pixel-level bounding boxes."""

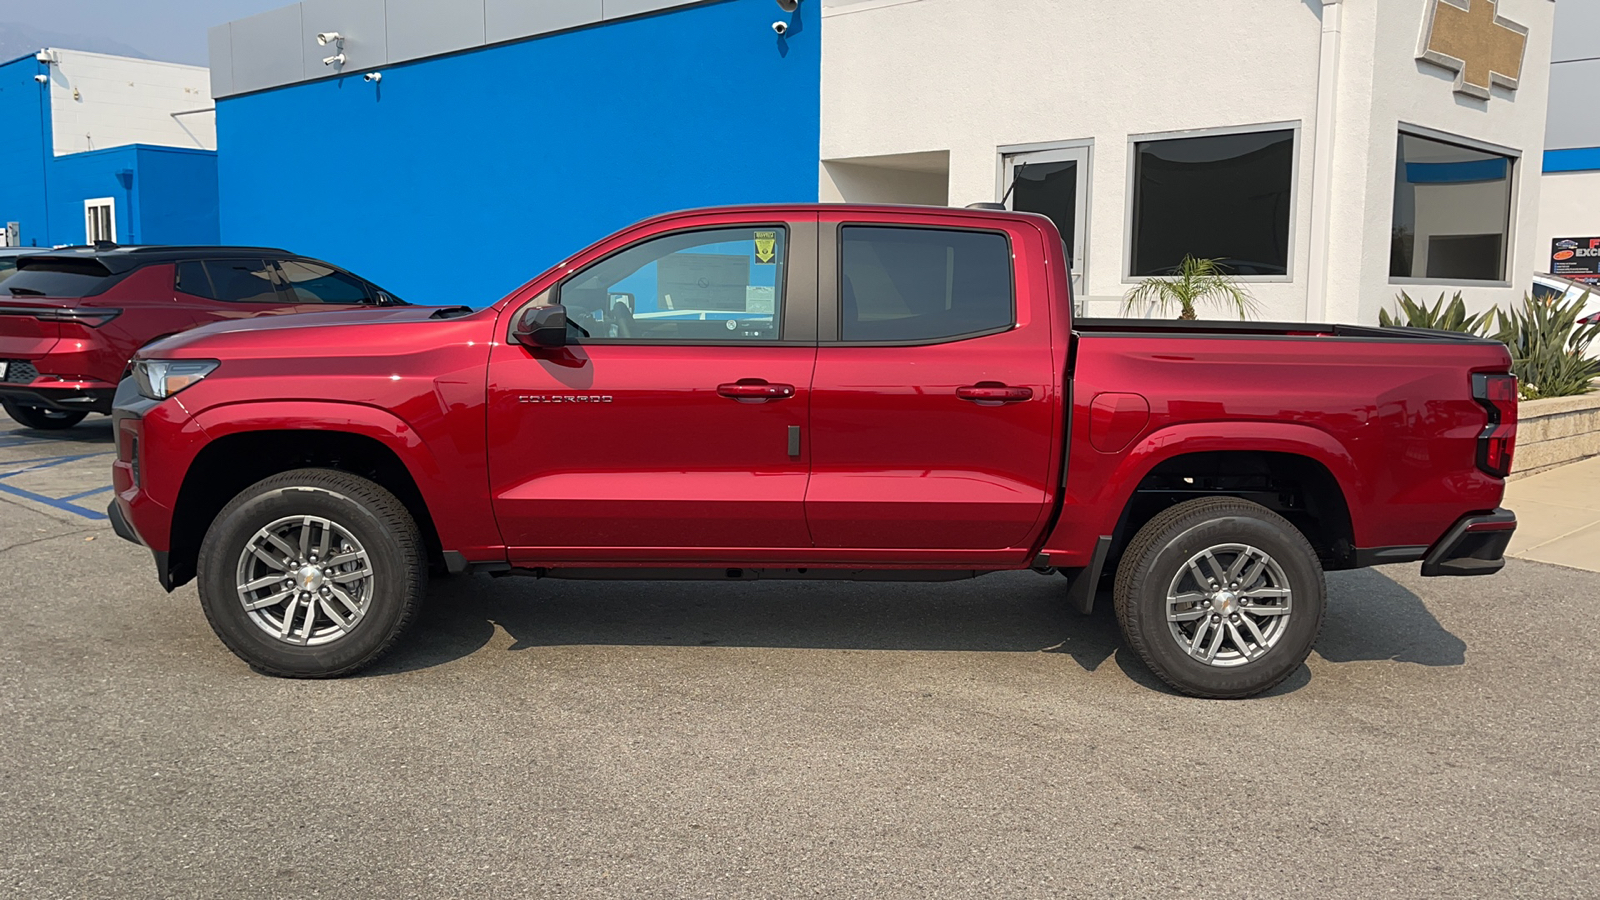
[
  {"left": 1551, "top": 238, "right": 1600, "bottom": 285},
  {"left": 1418, "top": 0, "right": 1528, "bottom": 102}
]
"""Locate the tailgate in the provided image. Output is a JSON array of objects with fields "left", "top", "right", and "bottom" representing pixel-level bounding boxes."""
[{"left": 0, "top": 303, "right": 65, "bottom": 359}]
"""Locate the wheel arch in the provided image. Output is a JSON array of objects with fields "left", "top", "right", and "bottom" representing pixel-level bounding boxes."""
[
  {"left": 1054, "top": 421, "right": 1364, "bottom": 575},
  {"left": 166, "top": 420, "right": 448, "bottom": 590}
]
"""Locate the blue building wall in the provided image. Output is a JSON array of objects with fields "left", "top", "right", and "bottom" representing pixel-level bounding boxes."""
[
  {"left": 131, "top": 147, "right": 222, "bottom": 244},
  {"left": 0, "top": 54, "right": 219, "bottom": 248},
  {"left": 0, "top": 55, "right": 54, "bottom": 246},
  {"left": 215, "top": 0, "right": 821, "bottom": 305}
]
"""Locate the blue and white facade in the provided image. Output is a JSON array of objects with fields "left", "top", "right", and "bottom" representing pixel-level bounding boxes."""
[
  {"left": 208, "top": 0, "right": 820, "bottom": 305},
  {"left": 1537, "top": 0, "right": 1600, "bottom": 278},
  {"left": 0, "top": 49, "right": 219, "bottom": 249}
]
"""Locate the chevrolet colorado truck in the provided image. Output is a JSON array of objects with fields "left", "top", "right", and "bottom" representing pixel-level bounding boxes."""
[{"left": 108, "top": 205, "right": 1519, "bottom": 698}]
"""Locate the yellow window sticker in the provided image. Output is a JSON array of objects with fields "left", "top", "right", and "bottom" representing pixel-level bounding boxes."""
[{"left": 754, "top": 231, "right": 777, "bottom": 264}]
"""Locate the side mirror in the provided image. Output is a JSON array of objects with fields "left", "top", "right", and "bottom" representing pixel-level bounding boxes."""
[{"left": 512, "top": 304, "right": 569, "bottom": 348}]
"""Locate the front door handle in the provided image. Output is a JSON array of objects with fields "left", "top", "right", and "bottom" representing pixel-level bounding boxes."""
[
  {"left": 718, "top": 379, "right": 796, "bottom": 402},
  {"left": 956, "top": 382, "right": 1033, "bottom": 404}
]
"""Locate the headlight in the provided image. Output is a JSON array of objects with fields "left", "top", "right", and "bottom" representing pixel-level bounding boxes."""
[{"left": 133, "top": 359, "right": 219, "bottom": 400}]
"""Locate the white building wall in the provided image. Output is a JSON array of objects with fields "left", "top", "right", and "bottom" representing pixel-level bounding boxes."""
[
  {"left": 1537, "top": 170, "right": 1600, "bottom": 264},
  {"left": 1325, "top": 0, "right": 1553, "bottom": 325},
  {"left": 47, "top": 49, "right": 215, "bottom": 156},
  {"left": 821, "top": 0, "right": 1555, "bottom": 324}
]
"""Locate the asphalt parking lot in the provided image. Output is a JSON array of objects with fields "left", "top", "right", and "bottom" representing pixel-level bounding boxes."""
[{"left": 1, "top": 415, "right": 1597, "bottom": 898}]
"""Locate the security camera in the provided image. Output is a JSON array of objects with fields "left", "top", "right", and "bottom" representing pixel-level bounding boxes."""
[
  {"left": 323, "top": 52, "right": 346, "bottom": 67},
  {"left": 316, "top": 32, "right": 343, "bottom": 46},
  {"left": 34, "top": 73, "right": 47, "bottom": 83},
  {"left": 772, "top": 20, "right": 787, "bottom": 35},
  {"left": 776, "top": 0, "right": 800, "bottom": 11},
  {"left": 34, "top": 49, "right": 52, "bottom": 63},
  {"left": 363, "top": 71, "right": 381, "bottom": 83}
]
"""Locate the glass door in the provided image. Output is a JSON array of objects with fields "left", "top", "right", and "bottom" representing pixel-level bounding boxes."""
[{"left": 1003, "top": 146, "right": 1089, "bottom": 308}]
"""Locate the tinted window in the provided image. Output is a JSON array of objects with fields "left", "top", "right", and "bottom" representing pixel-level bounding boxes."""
[
  {"left": 199, "top": 259, "right": 281, "bottom": 304},
  {"left": 1131, "top": 130, "right": 1295, "bottom": 277},
  {"left": 2, "top": 259, "right": 118, "bottom": 298},
  {"left": 277, "top": 260, "right": 371, "bottom": 304},
  {"left": 839, "top": 226, "right": 1013, "bottom": 342},
  {"left": 559, "top": 226, "right": 785, "bottom": 342},
  {"left": 1390, "top": 132, "right": 1513, "bottom": 282}
]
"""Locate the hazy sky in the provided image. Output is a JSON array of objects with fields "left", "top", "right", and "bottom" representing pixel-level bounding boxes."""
[{"left": 4, "top": 0, "right": 287, "bottom": 65}]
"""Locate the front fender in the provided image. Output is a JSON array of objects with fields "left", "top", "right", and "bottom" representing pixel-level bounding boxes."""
[{"left": 184, "top": 399, "right": 498, "bottom": 557}]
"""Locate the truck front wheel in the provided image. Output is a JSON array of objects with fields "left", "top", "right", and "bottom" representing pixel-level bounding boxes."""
[
  {"left": 196, "top": 468, "right": 425, "bottom": 678},
  {"left": 1113, "top": 497, "right": 1326, "bottom": 699}
]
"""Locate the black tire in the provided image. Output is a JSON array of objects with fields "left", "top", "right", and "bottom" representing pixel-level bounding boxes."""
[
  {"left": 1113, "top": 497, "right": 1326, "bottom": 699},
  {"left": 196, "top": 468, "right": 425, "bottom": 678},
  {"left": 3, "top": 401, "right": 87, "bottom": 430}
]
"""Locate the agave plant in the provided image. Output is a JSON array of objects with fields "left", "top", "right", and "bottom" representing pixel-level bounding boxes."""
[
  {"left": 1378, "top": 291, "right": 1493, "bottom": 334},
  {"left": 1123, "top": 256, "right": 1259, "bottom": 321},
  {"left": 1485, "top": 293, "right": 1600, "bottom": 400}
]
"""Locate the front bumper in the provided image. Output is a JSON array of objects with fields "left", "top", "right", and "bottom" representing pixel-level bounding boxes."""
[{"left": 1421, "top": 508, "right": 1517, "bottom": 577}]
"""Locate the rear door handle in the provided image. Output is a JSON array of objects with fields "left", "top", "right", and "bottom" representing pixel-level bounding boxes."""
[
  {"left": 956, "top": 382, "right": 1033, "bottom": 404},
  {"left": 717, "top": 379, "right": 796, "bottom": 402}
]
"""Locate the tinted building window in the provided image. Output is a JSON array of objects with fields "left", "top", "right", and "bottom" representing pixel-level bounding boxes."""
[
  {"left": 840, "top": 227, "right": 1013, "bottom": 342},
  {"left": 1390, "top": 133, "right": 1514, "bottom": 282},
  {"left": 1130, "top": 130, "right": 1295, "bottom": 277}
]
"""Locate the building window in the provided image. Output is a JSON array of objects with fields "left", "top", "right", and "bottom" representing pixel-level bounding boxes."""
[
  {"left": 1132, "top": 127, "right": 1292, "bottom": 277},
  {"left": 1390, "top": 132, "right": 1515, "bottom": 282},
  {"left": 840, "top": 226, "right": 1013, "bottom": 342},
  {"left": 84, "top": 198, "right": 116, "bottom": 244},
  {"left": 1129, "top": 129, "right": 1295, "bottom": 278}
]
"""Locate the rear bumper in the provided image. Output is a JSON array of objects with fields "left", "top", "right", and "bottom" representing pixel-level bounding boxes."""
[
  {"left": 1421, "top": 508, "right": 1517, "bottom": 577},
  {"left": 0, "top": 381, "right": 115, "bottom": 415}
]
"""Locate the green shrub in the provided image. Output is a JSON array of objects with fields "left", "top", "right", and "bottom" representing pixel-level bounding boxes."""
[
  {"left": 1485, "top": 293, "right": 1600, "bottom": 400},
  {"left": 1379, "top": 291, "right": 1493, "bottom": 334}
]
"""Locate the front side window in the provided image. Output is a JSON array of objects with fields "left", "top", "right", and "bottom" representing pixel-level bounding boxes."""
[
  {"left": 840, "top": 226, "right": 1013, "bottom": 342},
  {"left": 276, "top": 260, "right": 371, "bottom": 304},
  {"left": 1390, "top": 133, "right": 1514, "bottom": 282},
  {"left": 1130, "top": 129, "right": 1295, "bottom": 277},
  {"left": 558, "top": 227, "right": 785, "bottom": 342}
]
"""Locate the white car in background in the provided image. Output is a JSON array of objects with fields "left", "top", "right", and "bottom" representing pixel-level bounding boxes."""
[{"left": 1531, "top": 272, "right": 1600, "bottom": 326}]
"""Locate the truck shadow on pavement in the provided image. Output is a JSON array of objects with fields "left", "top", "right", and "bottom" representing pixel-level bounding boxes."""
[{"left": 369, "top": 565, "right": 1466, "bottom": 691}]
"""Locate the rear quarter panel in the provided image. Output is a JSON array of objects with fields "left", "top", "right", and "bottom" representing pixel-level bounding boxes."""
[{"left": 1043, "top": 333, "right": 1514, "bottom": 563}]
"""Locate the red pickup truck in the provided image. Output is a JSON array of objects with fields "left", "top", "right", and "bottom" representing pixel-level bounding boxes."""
[{"left": 108, "top": 205, "right": 1518, "bottom": 698}]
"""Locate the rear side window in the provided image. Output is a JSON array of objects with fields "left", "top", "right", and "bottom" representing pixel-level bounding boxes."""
[
  {"left": 840, "top": 226, "right": 1014, "bottom": 342},
  {"left": 3, "top": 258, "right": 118, "bottom": 298},
  {"left": 276, "top": 260, "right": 371, "bottom": 304},
  {"left": 178, "top": 259, "right": 282, "bottom": 304}
]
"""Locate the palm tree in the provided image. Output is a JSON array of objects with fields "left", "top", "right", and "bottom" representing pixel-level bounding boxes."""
[{"left": 1123, "top": 256, "right": 1259, "bottom": 320}]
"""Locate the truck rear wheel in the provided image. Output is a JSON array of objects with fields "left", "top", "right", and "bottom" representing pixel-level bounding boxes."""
[
  {"left": 1113, "top": 497, "right": 1325, "bottom": 699},
  {"left": 196, "top": 468, "right": 425, "bottom": 678}
]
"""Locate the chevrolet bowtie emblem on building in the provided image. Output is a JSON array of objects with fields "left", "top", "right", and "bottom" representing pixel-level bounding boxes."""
[{"left": 1417, "top": 0, "right": 1528, "bottom": 101}]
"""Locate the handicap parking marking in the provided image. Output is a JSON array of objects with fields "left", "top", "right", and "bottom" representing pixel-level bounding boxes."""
[{"left": 0, "top": 450, "right": 116, "bottom": 521}]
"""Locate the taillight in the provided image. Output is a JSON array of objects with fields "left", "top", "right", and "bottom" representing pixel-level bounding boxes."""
[
  {"left": 1582, "top": 312, "right": 1600, "bottom": 325},
  {"left": 34, "top": 308, "right": 122, "bottom": 327},
  {"left": 1471, "top": 372, "right": 1517, "bottom": 478}
]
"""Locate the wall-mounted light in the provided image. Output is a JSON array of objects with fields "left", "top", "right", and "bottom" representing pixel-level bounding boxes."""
[
  {"left": 315, "top": 32, "right": 343, "bottom": 46},
  {"left": 363, "top": 72, "right": 382, "bottom": 83}
]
